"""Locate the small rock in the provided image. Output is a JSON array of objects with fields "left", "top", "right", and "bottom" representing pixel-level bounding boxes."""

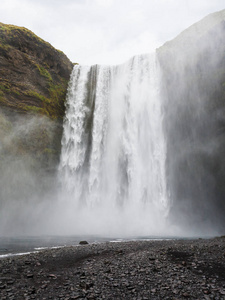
[
  {"left": 79, "top": 241, "right": 89, "bottom": 245},
  {"left": 48, "top": 274, "right": 57, "bottom": 279},
  {"left": 149, "top": 257, "right": 155, "bottom": 261},
  {"left": 183, "top": 293, "right": 189, "bottom": 297},
  {"left": 0, "top": 285, "right": 6, "bottom": 289}
]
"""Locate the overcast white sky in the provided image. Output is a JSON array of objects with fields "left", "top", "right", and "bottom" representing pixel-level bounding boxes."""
[{"left": 0, "top": 0, "right": 224, "bottom": 65}]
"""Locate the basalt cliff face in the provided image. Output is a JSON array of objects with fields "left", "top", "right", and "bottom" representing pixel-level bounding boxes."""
[
  {"left": 0, "top": 22, "right": 73, "bottom": 173},
  {"left": 157, "top": 9, "right": 225, "bottom": 231}
]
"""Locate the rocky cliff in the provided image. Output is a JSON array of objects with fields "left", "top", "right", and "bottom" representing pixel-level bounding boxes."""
[
  {"left": 0, "top": 22, "right": 73, "bottom": 117},
  {"left": 0, "top": 23, "right": 74, "bottom": 209},
  {"left": 0, "top": 22, "right": 74, "bottom": 173},
  {"left": 157, "top": 9, "right": 225, "bottom": 231}
]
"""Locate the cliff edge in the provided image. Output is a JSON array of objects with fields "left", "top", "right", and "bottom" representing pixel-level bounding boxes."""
[
  {"left": 0, "top": 23, "right": 75, "bottom": 211},
  {"left": 0, "top": 22, "right": 73, "bottom": 118}
]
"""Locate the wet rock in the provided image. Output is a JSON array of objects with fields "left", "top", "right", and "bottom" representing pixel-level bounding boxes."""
[{"left": 79, "top": 241, "right": 89, "bottom": 245}]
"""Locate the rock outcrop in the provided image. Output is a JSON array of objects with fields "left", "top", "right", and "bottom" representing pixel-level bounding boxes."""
[
  {"left": 0, "top": 22, "right": 74, "bottom": 173},
  {"left": 0, "top": 22, "right": 73, "bottom": 118},
  {"left": 157, "top": 9, "right": 225, "bottom": 231},
  {"left": 0, "top": 23, "right": 74, "bottom": 209}
]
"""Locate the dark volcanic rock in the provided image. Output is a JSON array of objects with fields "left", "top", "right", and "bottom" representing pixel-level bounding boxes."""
[
  {"left": 79, "top": 241, "right": 89, "bottom": 245},
  {"left": 0, "top": 238, "right": 225, "bottom": 299}
]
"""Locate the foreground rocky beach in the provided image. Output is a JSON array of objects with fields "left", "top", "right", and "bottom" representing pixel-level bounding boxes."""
[{"left": 0, "top": 237, "right": 225, "bottom": 299}]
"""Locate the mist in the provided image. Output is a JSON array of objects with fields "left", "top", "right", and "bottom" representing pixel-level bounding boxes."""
[
  {"left": 157, "top": 10, "right": 225, "bottom": 235},
  {"left": 1, "top": 10, "right": 225, "bottom": 240},
  {"left": 0, "top": 110, "right": 59, "bottom": 236}
]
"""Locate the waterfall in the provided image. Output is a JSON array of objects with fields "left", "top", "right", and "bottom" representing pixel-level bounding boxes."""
[{"left": 58, "top": 52, "right": 170, "bottom": 236}]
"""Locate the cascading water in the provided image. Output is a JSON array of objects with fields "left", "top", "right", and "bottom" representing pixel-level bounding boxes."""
[{"left": 58, "top": 52, "right": 170, "bottom": 236}]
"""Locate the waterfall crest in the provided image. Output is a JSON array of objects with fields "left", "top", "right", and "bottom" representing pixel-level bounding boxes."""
[{"left": 58, "top": 52, "right": 170, "bottom": 236}]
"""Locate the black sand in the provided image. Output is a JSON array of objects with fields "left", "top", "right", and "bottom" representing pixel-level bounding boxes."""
[{"left": 0, "top": 237, "right": 225, "bottom": 299}]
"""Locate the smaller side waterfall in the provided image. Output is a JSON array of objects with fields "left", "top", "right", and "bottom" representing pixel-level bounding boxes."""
[{"left": 58, "top": 52, "right": 170, "bottom": 236}]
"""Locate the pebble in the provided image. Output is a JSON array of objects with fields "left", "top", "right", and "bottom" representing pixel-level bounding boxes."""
[{"left": 0, "top": 237, "right": 225, "bottom": 299}]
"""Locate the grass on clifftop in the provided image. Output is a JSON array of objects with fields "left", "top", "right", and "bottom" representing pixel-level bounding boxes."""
[
  {"left": 0, "top": 22, "right": 63, "bottom": 56},
  {"left": 0, "top": 22, "right": 72, "bottom": 120}
]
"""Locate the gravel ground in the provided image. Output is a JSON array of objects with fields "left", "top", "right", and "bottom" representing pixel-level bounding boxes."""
[{"left": 0, "top": 237, "right": 225, "bottom": 299}]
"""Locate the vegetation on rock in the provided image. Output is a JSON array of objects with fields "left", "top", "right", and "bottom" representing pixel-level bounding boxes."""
[
  {"left": 0, "top": 22, "right": 73, "bottom": 120},
  {"left": 0, "top": 22, "right": 74, "bottom": 174}
]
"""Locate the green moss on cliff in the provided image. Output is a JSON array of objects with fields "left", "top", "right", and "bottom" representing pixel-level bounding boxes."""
[
  {"left": 20, "top": 85, "right": 66, "bottom": 119},
  {"left": 49, "top": 83, "right": 66, "bottom": 100},
  {"left": 23, "top": 105, "right": 45, "bottom": 114},
  {"left": 0, "top": 82, "right": 10, "bottom": 92},
  {"left": 0, "top": 78, "right": 68, "bottom": 119},
  {"left": 0, "top": 21, "right": 73, "bottom": 120},
  {"left": 0, "top": 80, "right": 21, "bottom": 94},
  {"left": 0, "top": 23, "right": 52, "bottom": 52},
  {"left": 0, "top": 21, "right": 73, "bottom": 173},
  {"left": 24, "top": 90, "right": 48, "bottom": 102},
  {"left": 35, "top": 64, "right": 53, "bottom": 82}
]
